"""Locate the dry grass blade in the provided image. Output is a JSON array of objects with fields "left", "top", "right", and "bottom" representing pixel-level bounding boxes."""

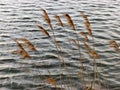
[
  {"left": 64, "top": 14, "right": 75, "bottom": 30},
  {"left": 13, "top": 39, "right": 24, "bottom": 50},
  {"left": 84, "top": 42, "right": 91, "bottom": 51},
  {"left": 13, "top": 40, "right": 31, "bottom": 59},
  {"left": 109, "top": 40, "right": 119, "bottom": 51},
  {"left": 81, "top": 12, "right": 92, "bottom": 36},
  {"left": 18, "top": 38, "right": 37, "bottom": 51},
  {"left": 45, "top": 78, "right": 56, "bottom": 86},
  {"left": 41, "top": 8, "right": 53, "bottom": 30},
  {"left": 85, "top": 22, "right": 92, "bottom": 36},
  {"left": 37, "top": 24, "right": 51, "bottom": 38},
  {"left": 79, "top": 32, "right": 89, "bottom": 42},
  {"left": 54, "top": 15, "right": 64, "bottom": 27}
]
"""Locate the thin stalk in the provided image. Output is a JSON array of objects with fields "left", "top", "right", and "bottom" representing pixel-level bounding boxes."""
[
  {"left": 75, "top": 30, "right": 86, "bottom": 90},
  {"left": 49, "top": 26, "right": 66, "bottom": 90}
]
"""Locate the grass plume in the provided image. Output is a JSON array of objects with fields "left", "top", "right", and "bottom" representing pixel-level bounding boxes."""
[
  {"left": 64, "top": 14, "right": 75, "bottom": 30},
  {"left": 18, "top": 38, "right": 37, "bottom": 51},
  {"left": 109, "top": 40, "right": 119, "bottom": 51},
  {"left": 81, "top": 12, "right": 93, "bottom": 37},
  {"left": 54, "top": 15, "right": 64, "bottom": 27},
  {"left": 41, "top": 8, "right": 53, "bottom": 30},
  {"left": 13, "top": 39, "right": 31, "bottom": 59}
]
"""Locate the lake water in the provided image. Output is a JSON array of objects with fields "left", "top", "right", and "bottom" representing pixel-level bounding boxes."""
[{"left": 0, "top": 0, "right": 120, "bottom": 90}]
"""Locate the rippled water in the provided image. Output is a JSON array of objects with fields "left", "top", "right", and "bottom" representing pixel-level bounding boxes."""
[{"left": 0, "top": 0, "right": 120, "bottom": 90}]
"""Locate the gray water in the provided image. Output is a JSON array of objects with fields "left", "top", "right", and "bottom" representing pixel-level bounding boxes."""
[{"left": 0, "top": 0, "right": 120, "bottom": 90}]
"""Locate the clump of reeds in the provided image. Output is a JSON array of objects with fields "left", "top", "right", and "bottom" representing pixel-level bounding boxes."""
[{"left": 11, "top": 8, "right": 113, "bottom": 90}]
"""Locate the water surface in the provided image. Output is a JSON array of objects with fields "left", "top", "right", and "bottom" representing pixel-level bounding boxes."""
[{"left": 0, "top": 0, "right": 120, "bottom": 90}]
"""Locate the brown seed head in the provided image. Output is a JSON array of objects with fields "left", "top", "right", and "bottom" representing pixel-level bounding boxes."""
[{"left": 64, "top": 14, "right": 75, "bottom": 30}]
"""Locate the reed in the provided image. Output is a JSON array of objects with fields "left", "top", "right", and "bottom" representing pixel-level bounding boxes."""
[
  {"left": 64, "top": 14, "right": 75, "bottom": 30},
  {"left": 81, "top": 12, "right": 103, "bottom": 89},
  {"left": 81, "top": 12, "right": 92, "bottom": 37},
  {"left": 54, "top": 14, "right": 82, "bottom": 89},
  {"left": 64, "top": 13, "right": 89, "bottom": 89},
  {"left": 41, "top": 8, "right": 53, "bottom": 30},
  {"left": 54, "top": 15, "right": 64, "bottom": 27},
  {"left": 40, "top": 9, "right": 66, "bottom": 89}
]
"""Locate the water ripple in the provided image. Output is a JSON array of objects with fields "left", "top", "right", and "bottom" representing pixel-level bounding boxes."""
[{"left": 0, "top": 0, "right": 120, "bottom": 90}]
